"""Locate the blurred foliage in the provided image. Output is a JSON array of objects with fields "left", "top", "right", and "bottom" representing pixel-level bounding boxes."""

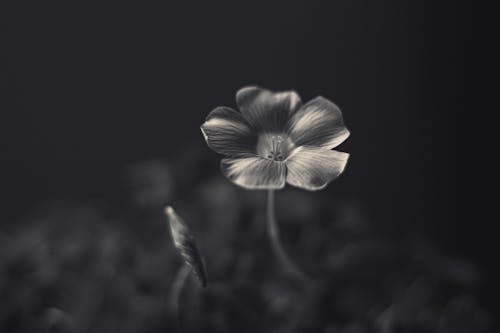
[{"left": 0, "top": 150, "right": 491, "bottom": 333}]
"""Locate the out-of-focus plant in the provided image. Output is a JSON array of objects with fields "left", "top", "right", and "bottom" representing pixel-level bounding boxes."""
[
  {"left": 0, "top": 166, "right": 491, "bottom": 332},
  {"left": 201, "top": 86, "right": 350, "bottom": 281}
]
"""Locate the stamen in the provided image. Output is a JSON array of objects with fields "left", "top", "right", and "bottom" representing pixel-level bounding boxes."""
[
  {"left": 268, "top": 136, "right": 284, "bottom": 161},
  {"left": 257, "top": 134, "right": 292, "bottom": 161},
  {"left": 271, "top": 136, "right": 282, "bottom": 155},
  {"left": 275, "top": 136, "right": 283, "bottom": 153}
]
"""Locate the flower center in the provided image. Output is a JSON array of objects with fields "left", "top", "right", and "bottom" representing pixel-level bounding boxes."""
[{"left": 256, "top": 134, "right": 295, "bottom": 161}]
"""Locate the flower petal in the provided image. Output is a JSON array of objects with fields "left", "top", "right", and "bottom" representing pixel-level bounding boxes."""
[
  {"left": 201, "top": 106, "right": 257, "bottom": 156},
  {"left": 285, "top": 146, "right": 349, "bottom": 191},
  {"left": 236, "top": 86, "right": 302, "bottom": 132},
  {"left": 220, "top": 156, "right": 286, "bottom": 190},
  {"left": 287, "top": 96, "right": 350, "bottom": 149}
]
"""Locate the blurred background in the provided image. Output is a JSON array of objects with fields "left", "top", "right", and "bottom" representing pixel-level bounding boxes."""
[{"left": 1, "top": 0, "right": 491, "bottom": 332}]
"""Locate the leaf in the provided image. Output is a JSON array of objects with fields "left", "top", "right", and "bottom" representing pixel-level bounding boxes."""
[{"left": 165, "top": 206, "right": 208, "bottom": 288}]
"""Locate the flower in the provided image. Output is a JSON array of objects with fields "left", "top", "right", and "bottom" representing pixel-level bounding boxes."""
[{"left": 200, "top": 86, "right": 350, "bottom": 191}]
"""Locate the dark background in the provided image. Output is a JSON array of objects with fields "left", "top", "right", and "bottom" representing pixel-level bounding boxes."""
[{"left": 2, "top": 0, "right": 489, "bottom": 321}]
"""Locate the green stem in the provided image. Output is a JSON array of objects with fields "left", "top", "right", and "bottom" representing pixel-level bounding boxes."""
[{"left": 266, "top": 189, "right": 309, "bottom": 282}]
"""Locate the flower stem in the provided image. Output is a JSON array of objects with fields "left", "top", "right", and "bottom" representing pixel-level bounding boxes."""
[
  {"left": 169, "top": 265, "right": 190, "bottom": 332},
  {"left": 266, "top": 189, "right": 309, "bottom": 282}
]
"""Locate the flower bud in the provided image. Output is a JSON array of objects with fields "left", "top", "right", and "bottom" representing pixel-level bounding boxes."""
[{"left": 165, "top": 206, "right": 207, "bottom": 288}]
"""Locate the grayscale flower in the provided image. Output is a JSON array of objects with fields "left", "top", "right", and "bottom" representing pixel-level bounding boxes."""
[{"left": 201, "top": 86, "right": 350, "bottom": 190}]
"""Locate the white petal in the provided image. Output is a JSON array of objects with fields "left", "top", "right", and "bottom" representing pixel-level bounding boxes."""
[
  {"left": 220, "top": 156, "right": 286, "bottom": 190},
  {"left": 285, "top": 146, "right": 349, "bottom": 191},
  {"left": 236, "top": 86, "right": 302, "bottom": 132},
  {"left": 201, "top": 106, "right": 257, "bottom": 156},
  {"left": 287, "top": 96, "right": 350, "bottom": 149}
]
